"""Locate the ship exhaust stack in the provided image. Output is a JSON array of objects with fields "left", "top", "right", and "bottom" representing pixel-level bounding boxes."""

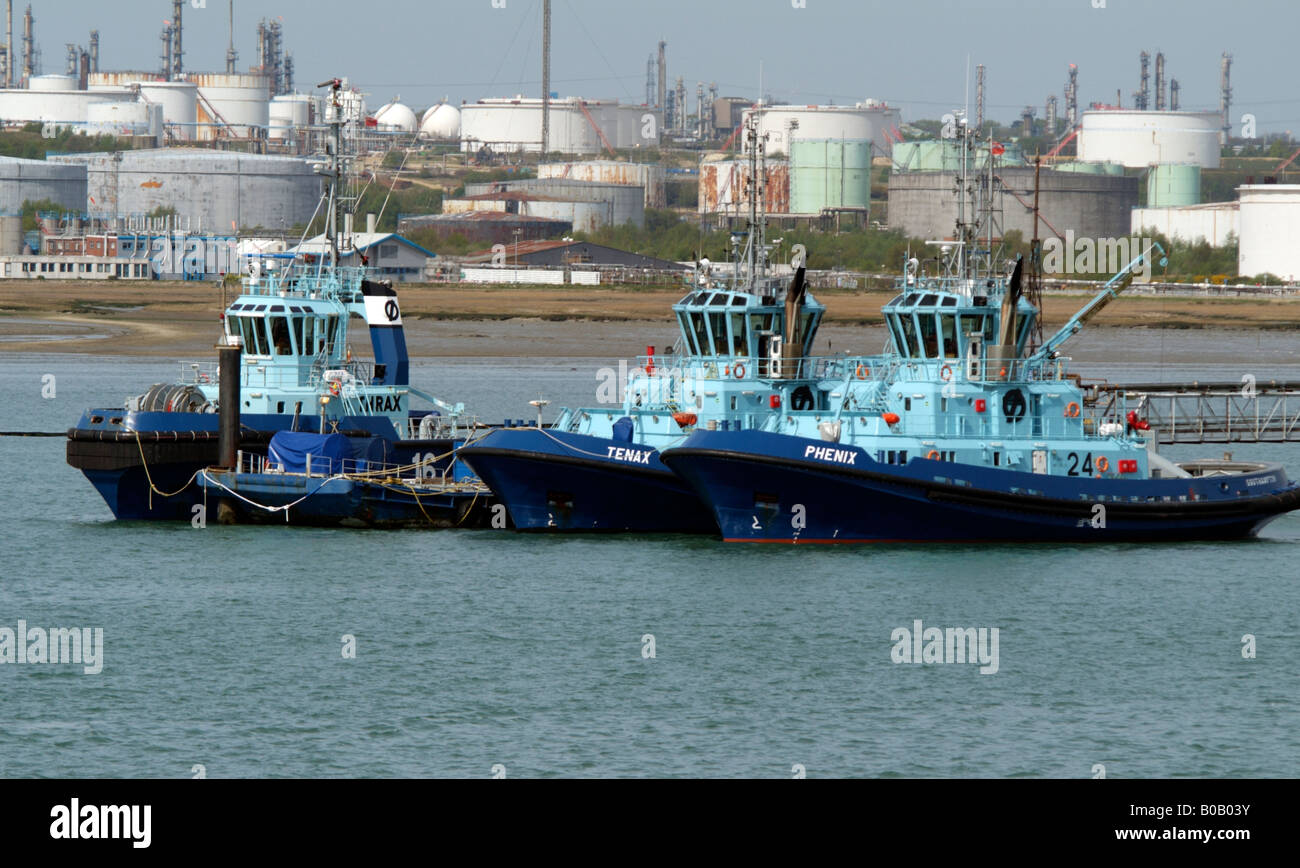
[
  {"left": 986, "top": 257, "right": 1024, "bottom": 380},
  {"left": 780, "top": 264, "right": 808, "bottom": 379}
]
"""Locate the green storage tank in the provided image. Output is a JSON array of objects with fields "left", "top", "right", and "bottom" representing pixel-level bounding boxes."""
[
  {"left": 1055, "top": 160, "right": 1124, "bottom": 176},
  {"left": 791, "top": 138, "right": 873, "bottom": 213},
  {"left": 1147, "top": 163, "right": 1201, "bottom": 208}
]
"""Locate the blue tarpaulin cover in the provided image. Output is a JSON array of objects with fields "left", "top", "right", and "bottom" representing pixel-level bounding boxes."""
[
  {"left": 268, "top": 432, "right": 352, "bottom": 475},
  {"left": 612, "top": 416, "right": 634, "bottom": 443}
]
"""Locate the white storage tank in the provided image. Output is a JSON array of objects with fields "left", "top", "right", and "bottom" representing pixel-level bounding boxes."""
[
  {"left": 460, "top": 97, "right": 605, "bottom": 155},
  {"left": 139, "top": 81, "right": 198, "bottom": 141},
  {"left": 745, "top": 101, "right": 900, "bottom": 157},
  {"left": 86, "top": 101, "right": 162, "bottom": 142},
  {"left": 1238, "top": 185, "right": 1300, "bottom": 281},
  {"left": 418, "top": 102, "right": 461, "bottom": 141},
  {"left": 373, "top": 100, "right": 417, "bottom": 134},
  {"left": 29, "top": 74, "right": 78, "bottom": 92},
  {"left": 269, "top": 94, "right": 314, "bottom": 140},
  {"left": 187, "top": 73, "right": 271, "bottom": 141},
  {"left": 1078, "top": 110, "right": 1222, "bottom": 169}
]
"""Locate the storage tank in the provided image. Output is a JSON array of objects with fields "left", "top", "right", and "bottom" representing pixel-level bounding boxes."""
[
  {"left": 187, "top": 73, "right": 271, "bottom": 141},
  {"left": 538, "top": 160, "right": 665, "bottom": 208},
  {"left": 48, "top": 149, "right": 321, "bottom": 231},
  {"left": 698, "top": 155, "right": 790, "bottom": 215},
  {"left": 139, "top": 81, "right": 198, "bottom": 141},
  {"left": 1146, "top": 163, "right": 1201, "bottom": 208},
  {"left": 29, "top": 74, "right": 78, "bottom": 92},
  {"left": 791, "top": 139, "right": 872, "bottom": 213},
  {"left": 746, "top": 102, "right": 900, "bottom": 157},
  {"left": 1054, "top": 160, "right": 1125, "bottom": 176},
  {"left": 374, "top": 100, "right": 417, "bottom": 133},
  {"left": 86, "top": 101, "right": 161, "bottom": 141},
  {"left": 418, "top": 102, "right": 460, "bottom": 140},
  {"left": 269, "top": 94, "right": 314, "bottom": 140},
  {"left": 0, "top": 156, "right": 88, "bottom": 214},
  {"left": 0, "top": 215, "right": 23, "bottom": 255},
  {"left": 1238, "top": 185, "right": 1300, "bottom": 281},
  {"left": 461, "top": 97, "right": 603, "bottom": 155},
  {"left": 1078, "top": 110, "right": 1222, "bottom": 169}
]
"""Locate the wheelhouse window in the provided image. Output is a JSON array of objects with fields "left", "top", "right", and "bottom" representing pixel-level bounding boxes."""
[
  {"left": 939, "top": 314, "right": 959, "bottom": 358},
  {"left": 917, "top": 311, "right": 939, "bottom": 358},
  {"left": 269, "top": 316, "right": 293, "bottom": 355},
  {"left": 729, "top": 312, "right": 748, "bottom": 356},
  {"left": 897, "top": 312, "right": 919, "bottom": 358}
]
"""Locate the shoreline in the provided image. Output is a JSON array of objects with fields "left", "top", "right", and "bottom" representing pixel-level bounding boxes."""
[{"left": 2, "top": 279, "right": 1299, "bottom": 358}]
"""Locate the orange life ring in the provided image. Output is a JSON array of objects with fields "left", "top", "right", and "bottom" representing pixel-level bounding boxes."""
[
  {"left": 940, "top": 365, "right": 953, "bottom": 382},
  {"left": 926, "top": 450, "right": 940, "bottom": 460},
  {"left": 733, "top": 363, "right": 746, "bottom": 379},
  {"left": 855, "top": 363, "right": 869, "bottom": 380},
  {"left": 1096, "top": 456, "right": 1109, "bottom": 473},
  {"left": 1064, "top": 401, "right": 1081, "bottom": 418}
]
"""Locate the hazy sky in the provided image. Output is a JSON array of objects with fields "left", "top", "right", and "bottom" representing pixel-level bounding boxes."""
[{"left": 25, "top": 0, "right": 1300, "bottom": 134}]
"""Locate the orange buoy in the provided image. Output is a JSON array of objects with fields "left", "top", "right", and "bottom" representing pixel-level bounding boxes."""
[
  {"left": 672, "top": 411, "right": 698, "bottom": 428},
  {"left": 883, "top": 412, "right": 901, "bottom": 425}
]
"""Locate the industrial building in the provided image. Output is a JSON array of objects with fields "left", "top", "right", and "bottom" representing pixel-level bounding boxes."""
[
  {"left": 289, "top": 232, "right": 436, "bottom": 283},
  {"left": 48, "top": 149, "right": 322, "bottom": 232},
  {"left": 419, "top": 102, "right": 461, "bottom": 141},
  {"left": 461, "top": 239, "right": 687, "bottom": 271},
  {"left": 1130, "top": 201, "right": 1239, "bottom": 247},
  {"left": 0, "top": 155, "right": 89, "bottom": 255},
  {"left": 888, "top": 166, "right": 1138, "bottom": 241}
]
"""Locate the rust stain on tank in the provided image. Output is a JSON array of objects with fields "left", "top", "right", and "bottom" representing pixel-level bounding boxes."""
[{"left": 139, "top": 179, "right": 163, "bottom": 189}]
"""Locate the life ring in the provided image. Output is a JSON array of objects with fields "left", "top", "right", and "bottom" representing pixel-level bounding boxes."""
[
  {"left": 734, "top": 363, "right": 747, "bottom": 379},
  {"left": 1096, "top": 456, "right": 1109, "bottom": 473},
  {"left": 1064, "top": 401, "right": 1081, "bottom": 418},
  {"left": 855, "top": 363, "right": 869, "bottom": 380},
  {"left": 940, "top": 365, "right": 953, "bottom": 382},
  {"left": 926, "top": 450, "right": 940, "bottom": 460}
]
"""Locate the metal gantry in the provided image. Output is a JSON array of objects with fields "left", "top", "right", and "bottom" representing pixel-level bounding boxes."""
[{"left": 1093, "top": 382, "right": 1300, "bottom": 443}]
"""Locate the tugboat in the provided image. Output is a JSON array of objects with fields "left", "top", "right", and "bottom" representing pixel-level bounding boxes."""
[
  {"left": 662, "top": 130, "right": 1300, "bottom": 542},
  {"left": 459, "top": 114, "right": 862, "bottom": 532},
  {"left": 66, "top": 78, "right": 484, "bottom": 523}
]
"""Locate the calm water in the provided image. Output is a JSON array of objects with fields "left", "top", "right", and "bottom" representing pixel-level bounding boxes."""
[{"left": 2, "top": 345, "right": 1299, "bottom": 778}]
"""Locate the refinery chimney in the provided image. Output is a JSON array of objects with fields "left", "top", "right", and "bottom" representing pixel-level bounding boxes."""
[
  {"left": 225, "top": 0, "right": 237, "bottom": 74},
  {"left": 1220, "top": 52, "right": 1233, "bottom": 146},
  {"left": 171, "top": 0, "right": 183, "bottom": 78},
  {"left": 657, "top": 40, "right": 666, "bottom": 110},
  {"left": 5, "top": 0, "right": 11, "bottom": 89},
  {"left": 1154, "top": 52, "right": 1165, "bottom": 111},
  {"left": 89, "top": 29, "right": 98, "bottom": 73},
  {"left": 21, "top": 3, "right": 32, "bottom": 87}
]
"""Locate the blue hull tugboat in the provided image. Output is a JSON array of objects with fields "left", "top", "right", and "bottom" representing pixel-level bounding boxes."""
[
  {"left": 664, "top": 254, "right": 1300, "bottom": 543},
  {"left": 460, "top": 115, "right": 867, "bottom": 532},
  {"left": 66, "top": 79, "right": 487, "bottom": 524},
  {"left": 662, "top": 129, "right": 1300, "bottom": 542}
]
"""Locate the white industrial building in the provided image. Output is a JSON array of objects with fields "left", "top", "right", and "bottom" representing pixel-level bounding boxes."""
[
  {"left": 1130, "top": 202, "right": 1239, "bottom": 247},
  {"left": 743, "top": 100, "right": 902, "bottom": 157},
  {"left": 1078, "top": 110, "right": 1223, "bottom": 169},
  {"left": 374, "top": 100, "right": 418, "bottom": 134},
  {"left": 290, "top": 232, "right": 436, "bottom": 283},
  {"left": 1238, "top": 185, "right": 1300, "bottom": 281}
]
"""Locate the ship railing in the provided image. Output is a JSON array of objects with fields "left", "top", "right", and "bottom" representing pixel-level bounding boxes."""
[
  {"left": 308, "top": 357, "right": 375, "bottom": 389},
  {"left": 883, "top": 357, "right": 1072, "bottom": 385},
  {"left": 874, "top": 412, "right": 1123, "bottom": 442},
  {"left": 235, "top": 450, "right": 477, "bottom": 487},
  {"left": 177, "top": 361, "right": 222, "bottom": 386},
  {"left": 240, "top": 264, "right": 367, "bottom": 301},
  {"left": 629, "top": 354, "right": 876, "bottom": 384}
]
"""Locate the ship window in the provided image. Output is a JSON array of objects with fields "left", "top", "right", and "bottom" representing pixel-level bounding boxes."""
[
  {"left": 730, "top": 295, "right": 747, "bottom": 306},
  {"left": 917, "top": 313, "right": 939, "bottom": 358},
  {"left": 729, "top": 312, "right": 747, "bottom": 355},
  {"left": 942, "top": 296, "right": 957, "bottom": 306},
  {"left": 708, "top": 311, "right": 728, "bottom": 356},
  {"left": 250, "top": 318, "right": 269, "bottom": 356},
  {"left": 939, "top": 314, "right": 959, "bottom": 358},
  {"left": 676, "top": 312, "right": 697, "bottom": 354},
  {"left": 690, "top": 313, "right": 709, "bottom": 357},
  {"left": 898, "top": 313, "right": 919, "bottom": 358},
  {"left": 801, "top": 310, "right": 819, "bottom": 355},
  {"left": 920, "top": 294, "right": 937, "bottom": 307},
  {"left": 270, "top": 316, "right": 293, "bottom": 355}
]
